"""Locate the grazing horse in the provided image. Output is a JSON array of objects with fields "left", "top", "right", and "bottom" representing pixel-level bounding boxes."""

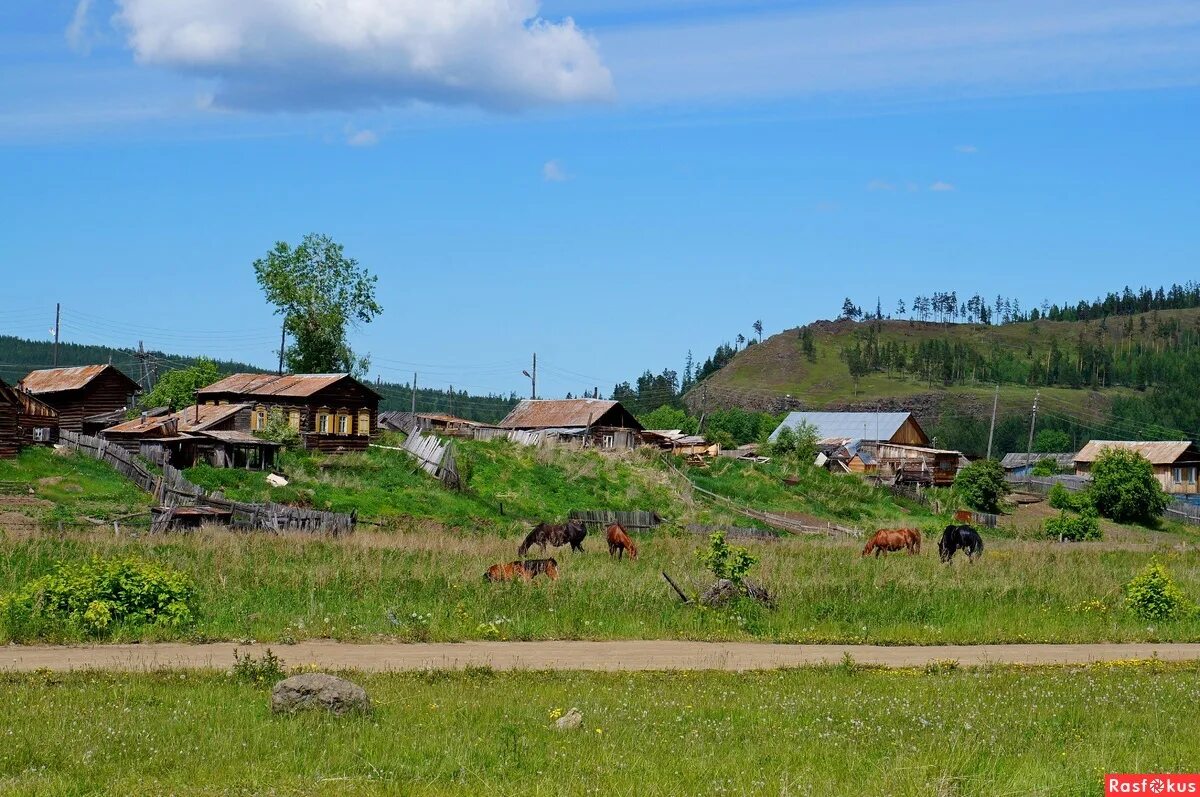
[
  {"left": 938, "top": 524, "right": 984, "bottom": 563},
  {"left": 606, "top": 523, "right": 638, "bottom": 560},
  {"left": 861, "top": 528, "right": 921, "bottom": 557},
  {"left": 484, "top": 558, "right": 559, "bottom": 582},
  {"left": 517, "top": 520, "right": 588, "bottom": 557}
]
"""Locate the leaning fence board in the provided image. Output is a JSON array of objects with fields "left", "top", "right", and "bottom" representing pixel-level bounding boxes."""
[{"left": 59, "top": 430, "right": 354, "bottom": 535}]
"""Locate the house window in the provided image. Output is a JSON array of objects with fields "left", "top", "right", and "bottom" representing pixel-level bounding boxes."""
[
  {"left": 288, "top": 410, "right": 301, "bottom": 431},
  {"left": 357, "top": 410, "right": 371, "bottom": 436},
  {"left": 316, "top": 410, "right": 331, "bottom": 434},
  {"left": 1174, "top": 467, "right": 1183, "bottom": 484},
  {"left": 1190, "top": 467, "right": 1198, "bottom": 485},
  {"left": 602, "top": 434, "right": 615, "bottom": 449},
  {"left": 337, "top": 413, "right": 350, "bottom": 436},
  {"left": 252, "top": 405, "right": 267, "bottom": 431}
]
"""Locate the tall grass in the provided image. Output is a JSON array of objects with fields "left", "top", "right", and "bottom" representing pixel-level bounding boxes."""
[
  {"left": 2, "top": 528, "right": 1198, "bottom": 644},
  {"left": 2, "top": 663, "right": 1198, "bottom": 795}
]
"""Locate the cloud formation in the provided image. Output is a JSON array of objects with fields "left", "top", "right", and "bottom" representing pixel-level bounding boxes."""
[
  {"left": 956, "top": 144, "right": 978, "bottom": 154},
  {"left": 929, "top": 181, "right": 956, "bottom": 191},
  {"left": 113, "top": 0, "right": 615, "bottom": 112},
  {"left": 542, "top": 159, "right": 569, "bottom": 181},
  {"left": 66, "top": 0, "right": 96, "bottom": 54},
  {"left": 346, "top": 128, "right": 379, "bottom": 147}
]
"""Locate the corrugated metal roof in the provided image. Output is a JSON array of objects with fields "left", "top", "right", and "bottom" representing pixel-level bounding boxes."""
[
  {"left": 500, "top": 399, "right": 623, "bottom": 429},
  {"left": 19, "top": 364, "right": 129, "bottom": 394},
  {"left": 770, "top": 411, "right": 916, "bottom": 443},
  {"left": 1075, "top": 440, "right": 1198, "bottom": 465},
  {"left": 199, "top": 430, "right": 282, "bottom": 446},
  {"left": 196, "top": 373, "right": 380, "bottom": 399},
  {"left": 1000, "top": 452, "right": 1077, "bottom": 469},
  {"left": 105, "top": 403, "right": 250, "bottom": 435}
]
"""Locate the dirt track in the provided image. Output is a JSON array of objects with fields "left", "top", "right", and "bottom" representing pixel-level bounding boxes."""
[{"left": 5, "top": 640, "right": 1200, "bottom": 673}]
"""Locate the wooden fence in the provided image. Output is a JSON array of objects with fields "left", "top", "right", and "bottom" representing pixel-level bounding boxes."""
[
  {"left": 59, "top": 431, "right": 354, "bottom": 535},
  {"left": 568, "top": 509, "right": 663, "bottom": 532},
  {"left": 1009, "top": 474, "right": 1200, "bottom": 527},
  {"left": 684, "top": 524, "right": 783, "bottom": 542},
  {"left": 375, "top": 427, "right": 461, "bottom": 490}
]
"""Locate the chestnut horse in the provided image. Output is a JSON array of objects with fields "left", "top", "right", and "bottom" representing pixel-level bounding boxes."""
[
  {"left": 606, "top": 523, "right": 638, "bottom": 560},
  {"left": 861, "top": 528, "right": 921, "bottom": 557},
  {"left": 484, "top": 558, "right": 559, "bottom": 582}
]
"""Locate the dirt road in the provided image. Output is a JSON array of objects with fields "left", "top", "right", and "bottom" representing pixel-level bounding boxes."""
[{"left": 5, "top": 640, "right": 1200, "bottom": 673}]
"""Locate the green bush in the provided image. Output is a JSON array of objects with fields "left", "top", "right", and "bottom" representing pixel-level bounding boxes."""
[
  {"left": 1124, "top": 560, "right": 1193, "bottom": 621},
  {"left": 1, "top": 557, "right": 197, "bottom": 639},
  {"left": 257, "top": 408, "right": 302, "bottom": 450},
  {"left": 1088, "top": 449, "right": 1169, "bottom": 524},
  {"left": 1048, "top": 483, "right": 1090, "bottom": 512},
  {"left": 1031, "top": 458, "right": 1061, "bottom": 477},
  {"left": 954, "top": 459, "right": 1010, "bottom": 513},
  {"left": 1044, "top": 508, "right": 1102, "bottom": 542},
  {"left": 696, "top": 531, "right": 758, "bottom": 585},
  {"left": 231, "top": 648, "right": 285, "bottom": 686}
]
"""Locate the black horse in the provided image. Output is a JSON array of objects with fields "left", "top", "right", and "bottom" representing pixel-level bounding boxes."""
[
  {"left": 938, "top": 524, "right": 984, "bottom": 563},
  {"left": 517, "top": 520, "right": 588, "bottom": 556}
]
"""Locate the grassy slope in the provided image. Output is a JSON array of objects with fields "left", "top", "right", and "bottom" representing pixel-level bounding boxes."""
[
  {"left": 4, "top": 528, "right": 1199, "bottom": 644},
  {"left": 698, "top": 310, "right": 1200, "bottom": 410},
  {"left": 184, "top": 436, "right": 754, "bottom": 531},
  {"left": 3, "top": 664, "right": 1199, "bottom": 795},
  {"left": 0, "top": 447, "right": 152, "bottom": 531}
]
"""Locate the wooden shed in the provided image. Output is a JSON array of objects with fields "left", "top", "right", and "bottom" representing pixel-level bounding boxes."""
[
  {"left": 769, "top": 411, "right": 930, "bottom": 447},
  {"left": 195, "top": 373, "right": 381, "bottom": 453},
  {"left": 0, "top": 379, "right": 21, "bottom": 459},
  {"left": 18, "top": 365, "right": 139, "bottom": 434},
  {"left": 498, "top": 399, "right": 643, "bottom": 451},
  {"left": 1075, "top": 440, "right": 1200, "bottom": 496}
]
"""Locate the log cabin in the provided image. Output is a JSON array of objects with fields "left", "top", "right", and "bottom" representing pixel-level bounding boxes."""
[
  {"left": 195, "top": 373, "right": 381, "bottom": 453},
  {"left": 18, "top": 365, "right": 139, "bottom": 434}
]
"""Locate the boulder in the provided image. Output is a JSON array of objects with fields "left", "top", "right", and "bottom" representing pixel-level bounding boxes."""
[
  {"left": 266, "top": 473, "right": 289, "bottom": 487},
  {"left": 554, "top": 707, "right": 583, "bottom": 731},
  {"left": 270, "top": 673, "right": 370, "bottom": 716}
]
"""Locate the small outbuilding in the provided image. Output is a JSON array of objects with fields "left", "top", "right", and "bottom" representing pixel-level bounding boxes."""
[
  {"left": 1001, "top": 452, "right": 1076, "bottom": 477},
  {"left": 498, "top": 399, "right": 643, "bottom": 450},
  {"left": 0, "top": 379, "right": 21, "bottom": 459}
]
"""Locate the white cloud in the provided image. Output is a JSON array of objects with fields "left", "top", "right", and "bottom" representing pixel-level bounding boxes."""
[
  {"left": 542, "top": 159, "right": 569, "bottom": 181},
  {"left": 66, "top": 0, "right": 95, "bottom": 54},
  {"left": 930, "top": 181, "right": 956, "bottom": 191},
  {"left": 346, "top": 128, "right": 379, "bottom": 147},
  {"left": 114, "top": 0, "right": 615, "bottom": 112},
  {"left": 866, "top": 179, "right": 896, "bottom": 191},
  {"left": 956, "top": 144, "right": 979, "bottom": 153}
]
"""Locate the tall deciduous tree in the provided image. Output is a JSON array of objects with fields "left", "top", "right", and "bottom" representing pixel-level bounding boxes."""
[
  {"left": 253, "top": 234, "right": 382, "bottom": 376},
  {"left": 138, "top": 357, "right": 220, "bottom": 411}
]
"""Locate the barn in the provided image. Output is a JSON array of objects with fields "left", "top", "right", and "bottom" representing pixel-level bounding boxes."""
[
  {"left": 195, "top": 373, "right": 381, "bottom": 453},
  {"left": 18, "top": 365, "right": 139, "bottom": 434}
]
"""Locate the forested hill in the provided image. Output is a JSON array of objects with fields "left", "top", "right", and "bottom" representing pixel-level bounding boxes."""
[
  {"left": 688, "top": 307, "right": 1200, "bottom": 453},
  {"left": 0, "top": 335, "right": 518, "bottom": 423}
]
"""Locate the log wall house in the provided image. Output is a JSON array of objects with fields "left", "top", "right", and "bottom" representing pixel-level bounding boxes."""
[{"left": 18, "top": 365, "right": 139, "bottom": 433}]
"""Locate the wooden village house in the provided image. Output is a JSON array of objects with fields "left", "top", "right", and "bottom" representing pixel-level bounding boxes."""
[
  {"left": 194, "top": 373, "right": 381, "bottom": 453},
  {"left": 0, "top": 379, "right": 20, "bottom": 459},
  {"left": 497, "top": 398, "right": 643, "bottom": 450},
  {"left": 770, "top": 410, "right": 963, "bottom": 486},
  {"left": 1074, "top": 441, "right": 1200, "bottom": 496},
  {"left": 18, "top": 365, "right": 139, "bottom": 434}
]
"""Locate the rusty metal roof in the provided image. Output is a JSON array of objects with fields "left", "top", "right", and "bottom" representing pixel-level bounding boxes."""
[
  {"left": 199, "top": 430, "right": 282, "bottom": 446},
  {"left": 19, "top": 364, "right": 133, "bottom": 394},
  {"left": 105, "top": 403, "right": 250, "bottom": 435},
  {"left": 1075, "top": 440, "right": 1199, "bottom": 465},
  {"left": 196, "top": 372, "right": 380, "bottom": 399},
  {"left": 500, "top": 399, "right": 628, "bottom": 429}
]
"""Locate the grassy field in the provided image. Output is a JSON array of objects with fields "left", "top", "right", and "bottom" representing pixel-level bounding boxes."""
[
  {"left": 2, "top": 527, "right": 1198, "bottom": 645},
  {"left": 2, "top": 662, "right": 1198, "bottom": 795},
  {"left": 0, "top": 447, "right": 152, "bottom": 532}
]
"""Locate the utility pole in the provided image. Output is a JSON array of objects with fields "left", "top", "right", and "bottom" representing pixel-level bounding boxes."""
[
  {"left": 697, "top": 383, "right": 709, "bottom": 433},
  {"left": 411, "top": 372, "right": 417, "bottom": 414},
  {"left": 52, "top": 303, "right": 60, "bottom": 366},
  {"left": 532, "top": 353, "right": 536, "bottom": 400},
  {"left": 449, "top": 384, "right": 453, "bottom": 416},
  {"left": 985, "top": 383, "right": 999, "bottom": 460},
  {"left": 1024, "top": 390, "right": 1040, "bottom": 474},
  {"left": 135, "top": 341, "right": 151, "bottom": 389},
  {"left": 278, "top": 322, "right": 286, "bottom": 375}
]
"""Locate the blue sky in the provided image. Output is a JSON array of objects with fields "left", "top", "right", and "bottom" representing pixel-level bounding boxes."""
[{"left": 2, "top": 0, "right": 1199, "bottom": 399}]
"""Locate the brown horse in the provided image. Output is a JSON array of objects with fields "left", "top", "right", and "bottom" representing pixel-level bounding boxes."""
[
  {"left": 517, "top": 520, "right": 587, "bottom": 556},
  {"left": 484, "top": 558, "right": 559, "bottom": 582},
  {"left": 861, "top": 528, "right": 921, "bottom": 557},
  {"left": 606, "top": 523, "right": 638, "bottom": 560}
]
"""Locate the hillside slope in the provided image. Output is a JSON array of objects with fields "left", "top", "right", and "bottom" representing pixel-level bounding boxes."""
[{"left": 687, "top": 308, "right": 1200, "bottom": 451}]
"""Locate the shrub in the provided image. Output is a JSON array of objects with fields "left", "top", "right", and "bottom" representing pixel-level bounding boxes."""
[
  {"left": 1044, "top": 508, "right": 1101, "bottom": 542},
  {"left": 1031, "top": 458, "right": 1061, "bottom": 477},
  {"left": 696, "top": 531, "right": 758, "bottom": 585},
  {"left": 1124, "top": 560, "right": 1193, "bottom": 621},
  {"left": 232, "top": 648, "right": 285, "bottom": 685},
  {"left": 1048, "top": 483, "right": 1090, "bottom": 512},
  {"left": 1088, "top": 449, "right": 1169, "bottom": 524},
  {"left": 257, "top": 408, "right": 301, "bottom": 450},
  {"left": 1, "top": 557, "right": 197, "bottom": 639},
  {"left": 954, "top": 459, "right": 1010, "bottom": 513}
]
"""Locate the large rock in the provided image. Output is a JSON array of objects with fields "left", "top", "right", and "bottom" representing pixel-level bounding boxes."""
[
  {"left": 554, "top": 708, "right": 583, "bottom": 731},
  {"left": 270, "top": 673, "right": 371, "bottom": 716}
]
